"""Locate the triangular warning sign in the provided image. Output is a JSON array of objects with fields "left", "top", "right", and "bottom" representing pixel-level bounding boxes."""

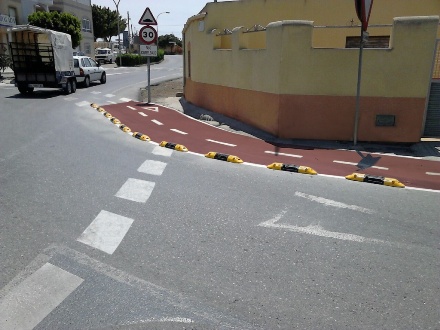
[{"left": 139, "top": 7, "right": 157, "bottom": 25}]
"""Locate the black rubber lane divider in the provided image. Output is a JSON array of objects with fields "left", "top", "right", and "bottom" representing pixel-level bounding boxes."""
[
  {"left": 160, "top": 141, "right": 188, "bottom": 152},
  {"left": 345, "top": 173, "right": 405, "bottom": 188},
  {"left": 205, "top": 152, "right": 243, "bottom": 164},
  {"left": 267, "top": 162, "right": 317, "bottom": 175}
]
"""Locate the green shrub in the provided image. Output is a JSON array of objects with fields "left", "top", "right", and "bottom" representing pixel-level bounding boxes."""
[
  {"left": 0, "top": 54, "right": 11, "bottom": 75},
  {"left": 116, "top": 49, "right": 164, "bottom": 67}
]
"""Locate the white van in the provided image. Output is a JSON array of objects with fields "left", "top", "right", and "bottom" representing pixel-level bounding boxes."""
[{"left": 95, "top": 48, "right": 116, "bottom": 64}]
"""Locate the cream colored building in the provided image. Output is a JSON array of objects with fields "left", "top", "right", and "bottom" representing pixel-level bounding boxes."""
[
  {"left": 0, "top": 0, "right": 93, "bottom": 56},
  {"left": 183, "top": 0, "right": 440, "bottom": 142}
]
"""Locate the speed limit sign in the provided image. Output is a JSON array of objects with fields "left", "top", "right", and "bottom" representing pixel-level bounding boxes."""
[{"left": 139, "top": 25, "right": 157, "bottom": 45}]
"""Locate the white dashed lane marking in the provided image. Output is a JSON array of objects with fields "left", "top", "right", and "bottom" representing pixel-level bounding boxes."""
[
  {"left": 75, "top": 101, "right": 90, "bottom": 107},
  {"left": 333, "top": 160, "right": 389, "bottom": 170},
  {"left": 152, "top": 119, "right": 163, "bottom": 126},
  {"left": 206, "top": 139, "right": 236, "bottom": 147},
  {"left": 127, "top": 106, "right": 136, "bottom": 110},
  {"left": 170, "top": 129, "right": 188, "bottom": 135},
  {"left": 77, "top": 210, "right": 134, "bottom": 254},
  {"left": 64, "top": 96, "right": 78, "bottom": 101},
  {"left": 152, "top": 146, "right": 173, "bottom": 157},
  {"left": 138, "top": 112, "right": 148, "bottom": 117},
  {"left": 426, "top": 172, "right": 440, "bottom": 176},
  {"left": 138, "top": 160, "right": 167, "bottom": 176},
  {"left": 120, "top": 98, "right": 131, "bottom": 102},
  {"left": 115, "top": 178, "right": 155, "bottom": 203},
  {"left": 0, "top": 263, "right": 83, "bottom": 330},
  {"left": 91, "top": 91, "right": 101, "bottom": 95},
  {"left": 264, "top": 151, "right": 303, "bottom": 158},
  {"left": 105, "top": 94, "right": 115, "bottom": 98}
]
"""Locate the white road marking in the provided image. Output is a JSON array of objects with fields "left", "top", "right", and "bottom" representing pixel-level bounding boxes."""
[
  {"left": 120, "top": 97, "right": 131, "bottom": 102},
  {"left": 138, "top": 112, "right": 148, "bottom": 117},
  {"left": 0, "top": 263, "right": 83, "bottom": 330},
  {"left": 115, "top": 178, "right": 156, "bottom": 203},
  {"left": 295, "top": 191, "right": 375, "bottom": 214},
  {"left": 75, "top": 101, "right": 90, "bottom": 107},
  {"left": 152, "top": 119, "right": 163, "bottom": 126},
  {"left": 333, "top": 160, "right": 389, "bottom": 170},
  {"left": 142, "top": 106, "right": 159, "bottom": 112},
  {"left": 105, "top": 94, "right": 115, "bottom": 98},
  {"left": 152, "top": 146, "right": 173, "bottom": 157},
  {"left": 426, "top": 172, "right": 440, "bottom": 176},
  {"left": 138, "top": 160, "right": 167, "bottom": 176},
  {"left": 170, "top": 129, "right": 188, "bottom": 135},
  {"left": 120, "top": 318, "right": 194, "bottom": 326},
  {"left": 64, "top": 96, "right": 78, "bottom": 101},
  {"left": 264, "top": 151, "right": 303, "bottom": 158},
  {"left": 206, "top": 139, "right": 236, "bottom": 147},
  {"left": 77, "top": 210, "right": 134, "bottom": 254},
  {"left": 127, "top": 106, "right": 137, "bottom": 110},
  {"left": 108, "top": 101, "right": 116, "bottom": 104},
  {"left": 259, "top": 211, "right": 386, "bottom": 244},
  {"left": 91, "top": 91, "right": 101, "bottom": 94}
]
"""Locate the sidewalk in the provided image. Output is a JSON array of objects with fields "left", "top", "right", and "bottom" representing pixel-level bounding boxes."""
[{"left": 149, "top": 90, "right": 440, "bottom": 161}]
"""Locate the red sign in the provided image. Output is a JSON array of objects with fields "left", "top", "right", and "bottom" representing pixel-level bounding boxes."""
[
  {"left": 355, "top": 0, "right": 374, "bottom": 31},
  {"left": 139, "top": 26, "right": 157, "bottom": 45}
]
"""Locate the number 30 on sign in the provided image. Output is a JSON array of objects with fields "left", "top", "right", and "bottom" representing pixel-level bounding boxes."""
[{"left": 139, "top": 26, "right": 157, "bottom": 45}]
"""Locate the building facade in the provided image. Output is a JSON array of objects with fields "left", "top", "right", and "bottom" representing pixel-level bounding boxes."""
[
  {"left": 183, "top": 0, "right": 440, "bottom": 142},
  {"left": 0, "top": 0, "right": 93, "bottom": 56}
]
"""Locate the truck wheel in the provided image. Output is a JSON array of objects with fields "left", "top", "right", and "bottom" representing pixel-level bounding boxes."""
[
  {"left": 71, "top": 80, "right": 77, "bottom": 93},
  {"left": 64, "top": 81, "right": 72, "bottom": 95},
  {"left": 18, "top": 85, "right": 33, "bottom": 94},
  {"left": 100, "top": 72, "right": 107, "bottom": 84},
  {"left": 83, "top": 76, "right": 90, "bottom": 88}
]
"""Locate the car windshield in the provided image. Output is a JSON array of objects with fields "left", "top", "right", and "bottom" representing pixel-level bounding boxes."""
[{"left": 97, "top": 50, "right": 109, "bottom": 54}]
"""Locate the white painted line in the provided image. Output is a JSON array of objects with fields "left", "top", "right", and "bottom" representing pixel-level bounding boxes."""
[
  {"left": 152, "top": 146, "right": 173, "bottom": 157},
  {"left": 77, "top": 210, "right": 134, "bottom": 254},
  {"left": 142, "top": 106, "right": 159, "bottom": 112},
  {"left": 206, "top": 139, "right": 236, "bottom": 147},
  {"left": 120, "top": 97, "right": 131, "bottom": 102},
  {"left": 64, "top": 96, "right": 78, "bottom": 101},
  {"left": 333, "top": 160, "right": 389, "bottom": 170},
  {"left": 75, "top": 101, "right": 90, "bottom": 107},
  {"left": 120, "top": 317, "right": 194, "bottom": 326},
  {"left": 115, "top": 178, "right": 156, "bottom": 203},
  {"left": 91, "top": 91, "right": 101, "bottom": 95},
  {"left": 295, "top": 191, "right": 375, "bottom": 214},
  {"left": 426, "top": 172, "right": 440, "bottom": 176},
  {"left": 108, "top": 101, "right": 116, "bottom": 104},
  {"left": 0, "top": 263, "right": 83, "bottom": 330},
  {"left": 105, "top": 94, "right": 115, "bottom": 98},
  {"left": 152, "top": 119, "right": 163, "bottom": 126},
  {"left": 170, "top": 129, "right": 188, "bottom": 135},
  {"left": 138, "top": 160, "right": 167, "bottom": 176},
  {"left": 259, "top": 211, "right": 386, "bottom": 244},
  {"left": 264, "top": 151, "right": 303, "bottom": 158},
  {"left": 138, "top": 112, "right": 148, "bottom": 117},
  {"left": 127, "top": 106, "right": 136, "bottom": 110}
]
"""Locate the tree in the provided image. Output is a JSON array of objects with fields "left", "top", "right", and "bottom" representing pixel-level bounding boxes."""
[
  {"left": 158, "top": 34, "right": 182, "bottom": 49},
  {"left": 92, "top": 5, "right": 127, "bottom": 42},
  {"left": 28, "top": 11, "right": 82, "bottom": 48}
]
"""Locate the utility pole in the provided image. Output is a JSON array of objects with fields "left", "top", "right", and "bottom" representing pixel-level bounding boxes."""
[
  {"left": 127, "top": 11, "right": 130, "bottom": 53},
  {"left": 112, "top": 0, "right": 122, "bottom": 67}
]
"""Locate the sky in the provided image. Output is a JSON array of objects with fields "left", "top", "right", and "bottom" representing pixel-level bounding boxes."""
[{"left": 90, "top": 0, "right": 213, "bottom": 40}]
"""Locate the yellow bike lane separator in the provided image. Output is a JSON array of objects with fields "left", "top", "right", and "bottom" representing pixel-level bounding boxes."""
[
  {"left": 160, "top": 141, "right": 189, "bottom": 152},
  {"left": 267, "top": 162, "right": 317, "bottom": 175},
  {"left": 205, "top": 152, "right": 243, "bottom": 164},
  {"left": 345, "top": 173, "right": 405, "bottom": 188}
]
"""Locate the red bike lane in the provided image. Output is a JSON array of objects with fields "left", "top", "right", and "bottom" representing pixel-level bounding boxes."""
[{"left": 97, "top": 101, "right": 440, "bottom": 191}]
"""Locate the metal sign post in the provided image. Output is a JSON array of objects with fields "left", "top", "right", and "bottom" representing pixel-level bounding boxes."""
[
  {"left": 138, "top": 11, "right": 158, "bottom": 105},
  {"left": 353, "top": 0, "right": 373, "bottom": 145}
]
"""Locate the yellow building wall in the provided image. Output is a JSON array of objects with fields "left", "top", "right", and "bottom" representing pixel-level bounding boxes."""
[{"left": 183, "top": 0, "right": 440, "bottom": 142}]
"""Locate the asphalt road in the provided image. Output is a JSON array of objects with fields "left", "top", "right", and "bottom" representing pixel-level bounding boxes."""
[{"left": 0, "top": 56, "right": 439, "bottom": 329}]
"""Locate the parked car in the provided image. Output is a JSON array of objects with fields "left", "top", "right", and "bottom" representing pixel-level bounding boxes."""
[{"left": 73, "top": 56, "right": 106, "bottom": 87}]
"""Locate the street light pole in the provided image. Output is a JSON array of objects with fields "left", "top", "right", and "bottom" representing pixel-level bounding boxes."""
[
  {"left": 112, "top": 0, "right": 122, "bottom": 67},
  {"left": 156, "top": 11, "right": 170, "bottom": 47}
]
